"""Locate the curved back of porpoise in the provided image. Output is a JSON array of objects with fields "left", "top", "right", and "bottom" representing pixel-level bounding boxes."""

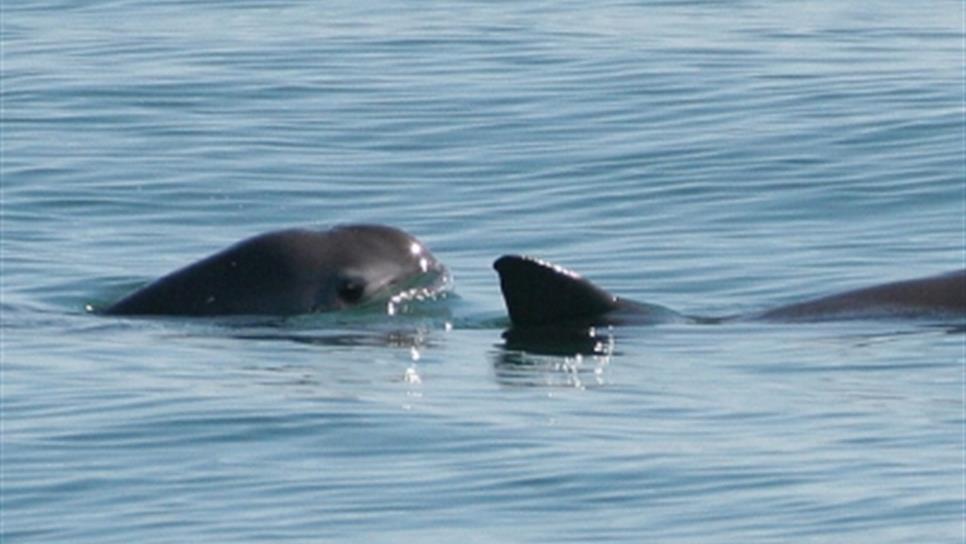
[
  {"left": 756, "top": 269, "right": 966, "bottom": 321},
  {"left": 106, "top": 230, "right": 321, "bottom": 316},
  {"left": 494, "top": 254, "right": 965, "bottom": 328}
]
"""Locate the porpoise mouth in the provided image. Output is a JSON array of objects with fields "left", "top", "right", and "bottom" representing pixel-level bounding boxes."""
[{"left": 362, "top": 261, "right": 453, "bottom": 315}]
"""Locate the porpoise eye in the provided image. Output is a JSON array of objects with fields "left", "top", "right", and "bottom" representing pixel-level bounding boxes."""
[{"left": 337, "top": 279, "right": 366, "bottom": 304}]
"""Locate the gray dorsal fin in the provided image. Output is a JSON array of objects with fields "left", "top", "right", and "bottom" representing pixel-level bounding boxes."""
[{"left": 493, "top": 255, "right": 622, "bottom": 327}]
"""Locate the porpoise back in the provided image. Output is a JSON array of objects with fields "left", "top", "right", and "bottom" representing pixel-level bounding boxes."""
[{"left": 494, "top": 254, "right": 965, "bottom": 328}]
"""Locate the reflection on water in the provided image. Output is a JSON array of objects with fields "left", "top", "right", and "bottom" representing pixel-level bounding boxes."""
[
  {"left": 232, "top": 328, "right": 437, "bottom": 351},
  {"left": 500, "top": 325, "right": 617, "bottom": 356},
  {"left": 493, "top": 326, "right": 616, "bottom": 388}
]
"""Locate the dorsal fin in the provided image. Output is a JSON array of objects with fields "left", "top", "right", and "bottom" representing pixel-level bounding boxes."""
[{"left": 493, "top": 255, "right": 622, "bottom": 327}]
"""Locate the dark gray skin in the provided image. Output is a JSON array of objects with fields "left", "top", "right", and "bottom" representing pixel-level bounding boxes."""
[
  {"left": 104, "top": 225, "right": 449, "bottom": 317},
  {"left": 493, "top": 255, "right": 966, "bottom": 328}
]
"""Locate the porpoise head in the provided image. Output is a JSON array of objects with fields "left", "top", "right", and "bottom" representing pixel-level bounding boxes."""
[
  {"left": 299, "top": 224, "right": 450, "bottom": 312},
  {"left": 104, "top": 224, "right": 450, "bottom": 317}
]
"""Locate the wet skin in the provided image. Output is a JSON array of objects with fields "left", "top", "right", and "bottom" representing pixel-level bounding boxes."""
[
  {"left": 493, "top": 255, "right": 966, "bottom": 328},
  {"left": 104, "top": 225, "right": 449, "bottom": 317}
]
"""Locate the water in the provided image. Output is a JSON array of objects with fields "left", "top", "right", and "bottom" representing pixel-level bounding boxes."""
[{"left": 3, "top": 1, "right": 964, "bottom": 542}]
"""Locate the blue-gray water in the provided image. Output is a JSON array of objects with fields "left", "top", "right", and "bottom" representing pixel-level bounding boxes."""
[{"left": 3, "top": 1, "right": 965, "bottom": 542}]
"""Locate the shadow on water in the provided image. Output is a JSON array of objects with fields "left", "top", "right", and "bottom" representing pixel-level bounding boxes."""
[
  {"left": 213, "top": 295, "right": 461, "bottom": 351},
  {"left": 489, "top": 316, "right": 965, "bottom": 388},
  {"left": 492, "top": 325, "right": 618, "bottom": 389},
  {"left": 89, "top": 290, "right": 458, "bottom": 353},
  {"left": 210, "top": 304, "right": 455, "bottom": 354},
  {"left": 500, "top": 325, "right": 618, "bottom": 356},
  {"left": 230, "top": 328, "right": 440, "bottom": 351}
]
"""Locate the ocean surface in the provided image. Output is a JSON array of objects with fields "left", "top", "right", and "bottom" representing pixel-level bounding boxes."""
[{"left": 3, "top": 1, "right": 965, "bottom": 542}]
